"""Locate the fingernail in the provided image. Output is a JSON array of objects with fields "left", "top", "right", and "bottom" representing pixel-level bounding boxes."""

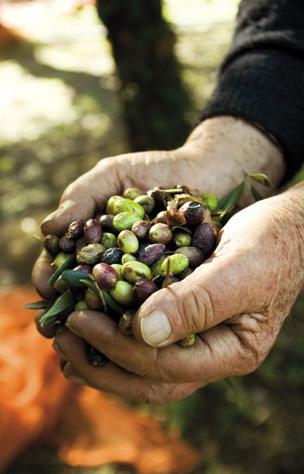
[
  {"left": 140, "top": 310, "right": 172, "bottom": 347},
  {"left": 65, "top": 321, "right": 80, "bottom": 336},
  {"left": 68, "top": 375, "right": 86, "bottom": 385},
  {"left": 41, "top": 210, "right": 59, "bottom": 229}
]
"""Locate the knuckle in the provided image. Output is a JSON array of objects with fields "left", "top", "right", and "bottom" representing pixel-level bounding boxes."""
[
  {"left": 61, "top": 182, "right": 76, "bottom": 201},
  {"left": 236, "top": 340, "right": 265, "bottom": 375},
  {"left": 171, "top": 283, "right": 215, "bottom": 334}
]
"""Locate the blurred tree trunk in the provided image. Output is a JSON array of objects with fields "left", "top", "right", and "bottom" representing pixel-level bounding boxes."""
[{"left": 96, "top": 0, "right": 193, "bottom": 151}]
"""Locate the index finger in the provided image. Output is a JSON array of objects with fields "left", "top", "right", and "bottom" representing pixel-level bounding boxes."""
[
  {"left": 32, "top": 249, "right": 55, "bottom": 299},
  {"left": 40, "top": 156, "right": 125, "bottom": 236}
]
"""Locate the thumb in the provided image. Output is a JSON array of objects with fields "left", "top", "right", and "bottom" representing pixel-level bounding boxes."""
[
  {"left": 134, "top": 255, "right": 250, "bottom": 348},
  {"left": 40, "top": 157, "right": 123, "bottom": 236}
]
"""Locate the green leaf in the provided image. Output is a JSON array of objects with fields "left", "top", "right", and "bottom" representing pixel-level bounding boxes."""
[
  {"left": 217, "top": 181, "right": 245, "bottom": 211},
  {"left": 48, "top": 254, "right": 75, "bottom": 286},
  {"left": 250, "top": 185, "right": 264, "bottom": 202},
  {"left": 25, "top": 300, "right": 48, "bottom": 310},
  {"left": 61, "top": 270, "right": 92, "bottom": 289},
  {"left": 39, "top": 290, "right": 75, "bottom": 327},
  {"left": 248, "top": 173, "right": 271, "bottom": 187}
]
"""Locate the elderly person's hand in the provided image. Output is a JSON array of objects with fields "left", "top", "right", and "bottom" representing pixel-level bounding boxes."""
[
  {"left": 53, "top": 184, "right": 304, "bottom": 402},
  {"left": 33, "top": 116, "right": 283, "bottom": 298},
  {"left": 33, "top": 115, "right": 293, "bottom": 402}
]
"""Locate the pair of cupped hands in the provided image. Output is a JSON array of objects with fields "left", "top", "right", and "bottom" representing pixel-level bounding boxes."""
[{"left": 33, "top": 117, "right": 304, "bottom": 403}]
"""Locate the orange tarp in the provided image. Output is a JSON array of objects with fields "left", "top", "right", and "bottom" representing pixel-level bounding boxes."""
[{"left": 0, "top": 289, "right": 199, "bottom": 473}]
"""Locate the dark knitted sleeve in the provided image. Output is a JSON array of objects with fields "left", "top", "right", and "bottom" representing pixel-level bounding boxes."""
[{"left": 199, "top": 0, "right": 304, "bottom": 180}]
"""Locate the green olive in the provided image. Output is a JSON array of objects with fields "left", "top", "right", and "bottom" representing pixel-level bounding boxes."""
[
  {"left": 75, "top": 300, "right": 88, "bottom": 311},
  {"left": 118, "top": 230, "right": 139, "bottom": 254},
  {"left": 173, "top": 231, "right": 192, "bottom": 247},
  {"left": 113, "top": 212, "right": 141, "bottom": 231},
  {"left": 151, "top": 255, "right": 167, "bottom": 277},
  {"left": 121, "top": 253, "right": 137, "bottom": 264},
  {"left": 106, "top": 195, "right": 125, "bottom": 214},
  {"left": 85, "top": 288, "right": 103, "bottom": 309},
  {"left": 108, "top": 197, "right": 145, "bottom": 218},
  {"left": 134, "top": 195, "right": 155, "bottom": 214},
  {"left": 52, "top": 252, "right": 71, "bottom": 269},
  {"left": 123, "top": 187, "right": 143, "bottom": 200},
  {"left": 149, "top": 223, "right": 173, "bottom": 244},
  {"left": 76, "top": 243, "right": 105, "bottom": 265},
  {"left": 122, "top": 261, "right": 152, "bottom": 283},
  {"left": 202, "top": 192, "right": 218, "bottom": 211},
  {"left": 110, "top": 281, "right": 134, "bottom": 306},
  {"left": 101, "top": 232, "right": 117, "bottom": 249},
  {"left": 111, "top": 264, "right": 124, "bottom": 279},
  {"left": 178, "top": 334, "right": 196, "bottom": 348},
  {"left": 161, "top": 254, "right": 189, "bottom": 276}
]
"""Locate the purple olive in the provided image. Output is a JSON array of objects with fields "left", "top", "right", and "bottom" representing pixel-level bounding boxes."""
[
  {"left": 179, "top": 201, "right": 205, "bottom": 227},
  {"left": 84, "top": 218, "right": 102, "bottom": 243},
  {"left": 44, "top": 234, "right": 60, "bottom": 256},
  {"left": 174, "top": 246, "right": 204, "bottom": 268},
  {"left": 101, "top": 247, "right": 123, "bottom": 265},
  {"left": 99, "top": 214, "right": 114, "bottom": 231},
  {"left": 92, "top": 263, "right": 118, "bottom": 289},
  {"left": 73, "top": 264, "right": 91, "bottom": 274},
  {"left": 138, "top": 243, "right": 166, "bottom": 265},
  {"left": 134, "top": 279, "right": 158, "bottom": 304},
  {"left": 59, "top": 235, "right": 75, "bottom": 253},
  {"left": 132, "top": 220, "right": 151, "bottom": 239},
  {"left": 66, "top": 220, "right": 84, "bottom": 239},
  {"left": 75, "top": 237, "right": 87, "bottom": 252},
  {"left": 192, "top": 223, "right": 217, "bottom": 258}
]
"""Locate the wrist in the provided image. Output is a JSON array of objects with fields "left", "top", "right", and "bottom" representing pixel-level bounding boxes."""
[{"left": 180, "top": 116, "right": 285, "bottom": 200}]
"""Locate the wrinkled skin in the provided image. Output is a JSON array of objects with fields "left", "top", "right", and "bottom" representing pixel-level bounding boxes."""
[{"left": 32, "top": 117, "right": 304, "bottom": 403}]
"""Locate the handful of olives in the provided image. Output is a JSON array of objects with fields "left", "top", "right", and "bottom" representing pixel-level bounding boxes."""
[
  {"left": 29, "top": 173, "right": 272, "bottom": 366},
  {"left": 31, "top": 185, "right": 220, "bottom": 365},
  {"left": 29, "top": 182, "right": 258, "bottom": 368}
]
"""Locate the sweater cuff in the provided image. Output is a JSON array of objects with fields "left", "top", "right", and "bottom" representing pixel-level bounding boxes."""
[{"left": 199, "top": 50, "right": 304, "bottom": 181}]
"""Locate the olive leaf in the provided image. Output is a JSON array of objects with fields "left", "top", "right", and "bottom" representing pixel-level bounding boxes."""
[
  {"left": 61, "top": 270, "right": 92, "bottom": 289},
  {"left": 39, "top": 290, "right": 75, "bottom": 327},
  {"left": 217, "top": 181, "right": 245, "bottom": 212},
  {"left": 48, "top": 254, "right": 75, "bottom": 286},
  {"left": 247, "top": 172, "right": 271, "bottom": 187},
  {"left": 250, "top": 185, "right": 264, "bottom": 202},
  {"left": 25, "top": 300, "right": 48, "bottom": 310}
]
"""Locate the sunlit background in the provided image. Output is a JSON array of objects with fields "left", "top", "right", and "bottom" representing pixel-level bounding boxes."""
[{"left": 1, "top": 1, "right": 304, "bottom": 473}]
